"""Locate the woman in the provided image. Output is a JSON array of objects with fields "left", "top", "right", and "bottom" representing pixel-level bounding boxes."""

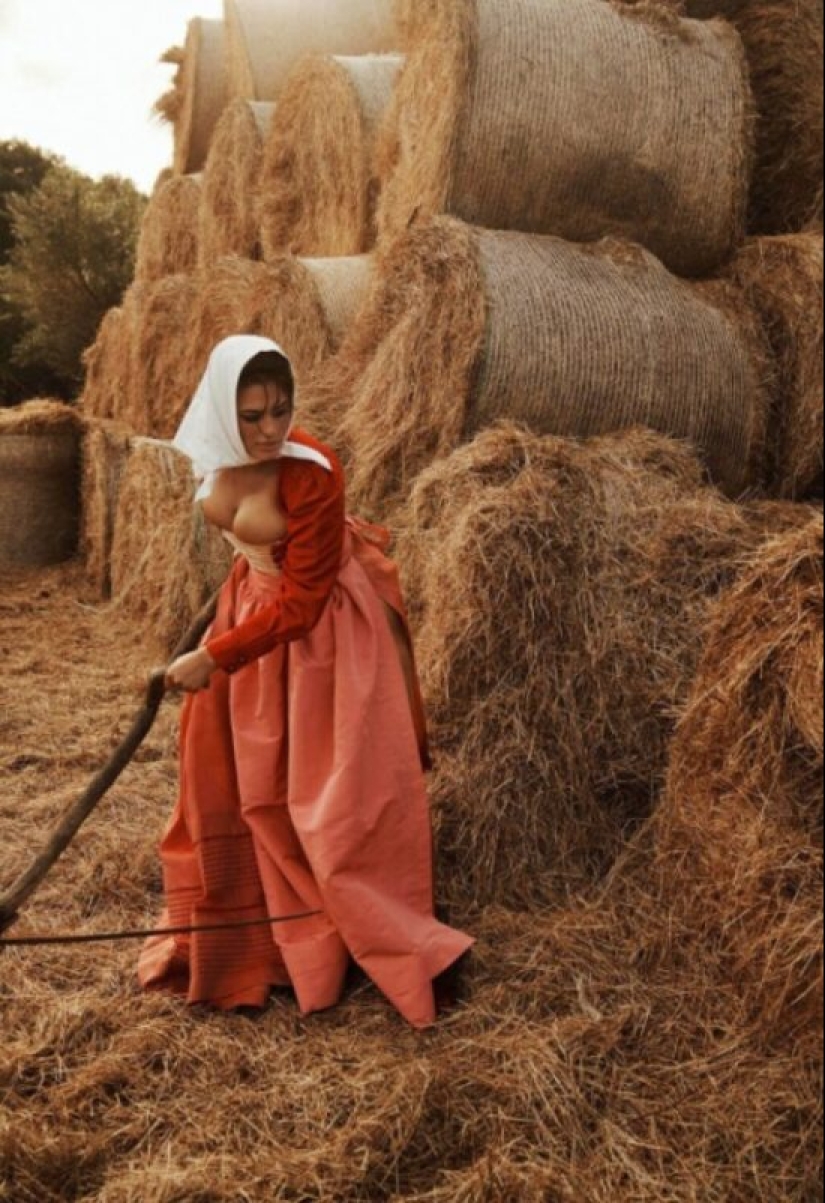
[{"left": 138, "top": 335, "right": 474, "bottom": 1029}]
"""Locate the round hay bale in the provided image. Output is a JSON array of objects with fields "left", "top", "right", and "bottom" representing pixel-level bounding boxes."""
[
  {"left": 684, "top": 0, "right": 824, "bottom": 234},
  {"left": 130, "top": 274, "right": 201, "bottom": 440},
  {"left": 199, "top": 100, "right": 275, "bottom": 268},
  {"left": 224, "top": 0, "right": 399, "bottom": 102},
  {"left": 259, "top": 53, "right": 404, "bottom": 258},
  {"left": 396, "top": 423, "right": 810, "bottom": 911},
  {"left": 170, "top": 18, "right": 229, "bottom": 176},
  {"left": 80, "top": 420, "right": 134, "bottom": 597},
  {"left": 725, "top": 233, "right": 824, "bottom": 500},
  {"left": 657, "top": 515, "right": 824, "bottom": 1050},
  {"left": 81, "top": 307, "right": 127, "bottom": 422},
  {"left": 135, "top": 175, "right": 201, "bottom": 284},
  {"left": 376, "top": 0, "right": 752, "bottom": 278},
  {"left": 320, "top": 218, "right": 774, "bottom": 516},
  {"left": 0, "top": 402, "right": 83, "bottom": 568},
  {"left": 110, "top": 439, "right": 233, "bottom": 655}
]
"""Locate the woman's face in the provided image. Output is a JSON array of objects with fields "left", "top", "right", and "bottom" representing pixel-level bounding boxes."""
[{"left": 236, "top": 380, "right": 293, "bottom": 462}]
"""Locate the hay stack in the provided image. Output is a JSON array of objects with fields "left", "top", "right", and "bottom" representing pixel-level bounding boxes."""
[
  {"left": 135, "top": 175, "right": 201, "bottom": 284},
  {"left": 110, "top": 439, "right": 232, "bottom": 654},
  {"left": 130, "top": 274, "right": 201, "bottom": 440},
  {"left": 317, "top": 218, "right": 773, "bottom": 515},
  {"left": 154, "top": 18, "right": 229, "bottom": 175},
  {"left": 684, "top": 0, "right": 824, "bottom": 234},
  {"left": 81, "top": 307, "right": 128, "bottom": 422},
  {"left": 377, "top": 0, "right": 752, "bottom": 277},
  {"left": 726, "top": 233, "right": 824, "bottom": 500},
  {"left": 0, "top": 402, "right": 83, "bottom": 568},
  {"left": 259, "top": 54, "right": 404, "bottom": 258},
  {"left": 396, "top": 424, "right": 810, "bottom": 911},
  {"left": 657, "top": 516, "right": 824, "bottom": 1050},
  {"left": 224, "top": 0, "right": 399, "bottom": 102},
  {"left": 80, "top": 421, "right": 134, "bottom": 597},
  {"left": 199, "top": 100, "right": 275, "bottom": 268}
]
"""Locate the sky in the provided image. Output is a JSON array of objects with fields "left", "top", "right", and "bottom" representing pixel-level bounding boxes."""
[{"left": 0, "top": 0, "right": 223, "bottom": 193}]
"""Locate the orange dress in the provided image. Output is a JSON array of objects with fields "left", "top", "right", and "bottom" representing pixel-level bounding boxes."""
[{"left": 138, "top": 430, "right": 474, "bottom": 1029}]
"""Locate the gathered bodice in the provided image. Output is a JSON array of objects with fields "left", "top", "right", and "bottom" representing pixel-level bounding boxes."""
[{"left": 223, "top": 530, "right": 283, "bottom": 577}]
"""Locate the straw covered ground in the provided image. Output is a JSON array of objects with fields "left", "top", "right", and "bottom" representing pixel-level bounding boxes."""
[{"left": 0, "top": 481, "right": 821, "bottom": 1200}]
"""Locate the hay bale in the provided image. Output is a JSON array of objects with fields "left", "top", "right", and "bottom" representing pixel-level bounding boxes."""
[
  {"left": 130, "top": 274, "right": 201, "bottom": 440},
  {"left": 110, "top": 439, "right": 232, "bottom": 654},
  {"left": 396, "top": 423, "right": 810, "bottom": 911},
  {"left": 80, "top": 421, "right": 134, "bottom": 597},
  {"left": 377, "top": 0, "right": 752, "bottom": 277},
  {"left": 199, "top": 100, "right": 275, "bottom": 268},
  {"left": 154, "top": 19, "right": 228, "bottom": 175},
  {"left": 0, "top": 402, "right": 83, "bottom": 568},
  {"left": 224, "top": 0, "right": 399, "bottom": 102},
  {"left": 134, "top": 175, "right": 201, "bottom": 284},
  {"left": 684, "top": 0, "right": 824, "bottom": 234},
  {"left": 259, "top": 53, "right": 404, "bottom": 258},
  {"left": 319, "top": 218, "right": 774, "bottom": 515},
  {"left": 725, "top": 233, "right": 824, "bottom": 500},
  {"left": 657, "top": 516, "right": 824, "bottom": 1050},
  {"left": 81, "top": 307, "right": 128, "bottom": 422}
]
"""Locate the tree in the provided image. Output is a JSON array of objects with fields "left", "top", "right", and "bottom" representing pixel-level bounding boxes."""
[{"left": 0, "top": 164, "right": 145, "bottom": 392}]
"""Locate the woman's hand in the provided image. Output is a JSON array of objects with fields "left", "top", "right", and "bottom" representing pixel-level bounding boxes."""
[{"left": 165, "top": 649, "right": 218, "bottom": 694}]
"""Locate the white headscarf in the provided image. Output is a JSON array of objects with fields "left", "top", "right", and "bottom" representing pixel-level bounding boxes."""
[{"left": 174, "top": 335, "right": 329, "bottom": 502}]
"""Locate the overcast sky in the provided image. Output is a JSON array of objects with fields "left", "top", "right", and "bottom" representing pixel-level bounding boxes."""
[{"left": 0, "top": 0, "right": 223, "bottom": 193}]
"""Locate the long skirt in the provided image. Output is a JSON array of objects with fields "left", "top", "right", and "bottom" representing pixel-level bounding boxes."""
[{"left": 138, "top": 522, "right": 474, "bottom": 1029}]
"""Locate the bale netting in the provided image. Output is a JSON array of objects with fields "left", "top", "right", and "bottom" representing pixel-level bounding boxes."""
[
  {"left": 198, "top": 100, "right": 275, "bottom": 268},
  {"left": 377, "top": 0, "right": 752, "bottom": 278},
  {"left": 0, "top": 402, "right": 83, "bottom": 569},
  {"left": 110, "top": 439, "right": 232, "bottom": 655},
  {"left": 224, "top": 0, "right": 399, "bottom": 103},
  {"left": 186, "top": 255, "right": 374, "bottom": 414},
  {"left": 395, "top": 423, "right": 810, "bottom": 912},
  {"left": 321, "top": 218, "right": 773, "bottom": 517},
  {"left": 725, "top": 233, "right": 824, "bottom": 500},
  {"left": 134, "top": 174, "right": 201, "bottom": 284},
  {"left": 155, "top": 18, "right": 229, "bottom": 176},
  {"left": 656, "top": 515, "right": 824, "bottom": 1053},
  {"left": 80, "top": 420, "right": 134, "bottom": 598},
  {"left": 130, "top": 273, "right": 201, "bottom": 440},
  {"left": 259, "top": 53, "right": 404, "bottom": 259},
  {"left": 81, "top": 306, "right": 127, "bottom": 422},
  {"left": 684, "top": 0, "right": 824, "bottom": 234}
]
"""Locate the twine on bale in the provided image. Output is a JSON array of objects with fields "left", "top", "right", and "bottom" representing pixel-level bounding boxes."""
[
  {"left": 259, "top": 53, "right": 404, "bottom": 258},
  {"left": 0, "top": 403, "right": 84, "bottom": 570},
  {"left": 378, "top": 0, "right": 753, "bottom": 277},
  {"left": 135, "top": 175, "right": 202, "bottom": 284},
  {"left": 316, "top": 217, "right": 774, "bottom": 517},
  {"left": 199, "top": 100, "right": 275, "bottom": 268},
  {"left": 154, "top": 18, "right": 229, "bottom": 175},
  {"left": 224, "top": 0, "right": 399, "bottom": 103}
]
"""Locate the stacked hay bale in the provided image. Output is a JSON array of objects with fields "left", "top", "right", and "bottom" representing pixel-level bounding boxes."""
[
  {"left": 198, "top": 100, "right": 275, "bottom": 266},
  {"left": 154, "top": 18, "right": 229, "bottom": 175},
  {"left": 80, "top": 421, "right": 134, "bottom": 597},
  {"left": 135, "top": 174, "right": 201, "bottom": 283},
  {"left": 0, "top": 402, "right": 84, "bottom": 569},
  {"left": 305, "top": 217, "right": 774, "bottom": 513},
  {"left": 377, "top": 0, "right": 752, "bottom": 276}
]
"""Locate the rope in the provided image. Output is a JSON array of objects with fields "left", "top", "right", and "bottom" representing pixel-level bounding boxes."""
[{"left": 0, "top": 910, "right": 323, "bottom": 948}]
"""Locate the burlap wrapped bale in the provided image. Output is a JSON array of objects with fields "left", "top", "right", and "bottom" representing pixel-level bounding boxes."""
[
  {"left": 396, "top": 423, "right": 810, "bottom": 911},
  {"left": 318, "top": 218, "right": 773, "bottom": 515},
  {"left": 656, "top": 515, "right": 824, "bottom": 1052},
  {"left": 259, "top": 54, "right": 403, "bottom": 258},
  {"left": 224, "top": 0, "right": 399, "bottom": 102},
  {"left": 199, "top": 100, "right": 275, "bottom": 268},
  {"left": 81, "top": 307, "right": 127, "bottom": 422},
  {"left": 725, "top": 233, "right": 824, "bottom": 500},
  {"left": 110, "top": 439, "right": 232, "bottom": 655},
  {"left": 135, "top": 175, "right": 201, "bottom": 284},
  {"left": 0, "top": 402, "right": 83, "bottom": 568},
  {"left": 377, "top": 0, "right": 752, "bottom": 278},
  {"left": 80, "top": 420, "right": 134, "bottom": 597},
  {"left": 154, "top": 19, "right": 229, "bottom": 176},
  {"left": 684, "top": 0, "right": 824, "bottom": 234}
]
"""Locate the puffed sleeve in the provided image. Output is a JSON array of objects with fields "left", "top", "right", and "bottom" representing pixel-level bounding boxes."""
[{"left": 206, "top": 456, "right": 346, "bottom": 673}]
